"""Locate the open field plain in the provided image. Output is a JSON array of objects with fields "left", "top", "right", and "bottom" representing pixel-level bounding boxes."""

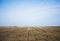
[{"left": 0, "top": 26, "right": 60, "bottom": 41}]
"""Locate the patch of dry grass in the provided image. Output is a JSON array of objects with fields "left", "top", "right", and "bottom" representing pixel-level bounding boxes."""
[{"left": 0, "top": 26, "right": 60, "bottom": 41}]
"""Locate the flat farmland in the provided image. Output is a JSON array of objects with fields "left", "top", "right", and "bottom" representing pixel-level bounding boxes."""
[{"left": 0, "top": 26, "right": 60, "bottom": 41}]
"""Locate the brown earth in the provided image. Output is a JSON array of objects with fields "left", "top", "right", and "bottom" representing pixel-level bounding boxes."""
[{"left": 0, "top": 26, "right": 60, "bottom": 41}]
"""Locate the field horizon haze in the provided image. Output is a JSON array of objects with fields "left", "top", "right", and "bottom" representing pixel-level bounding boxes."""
[{"left": 0, "top": 0, "right": 60, "bottom": 41}]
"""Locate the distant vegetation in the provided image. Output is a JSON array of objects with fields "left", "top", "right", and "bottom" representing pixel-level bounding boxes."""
[{"left": 0, "top": 26, "right": 60, "bottom": 41}]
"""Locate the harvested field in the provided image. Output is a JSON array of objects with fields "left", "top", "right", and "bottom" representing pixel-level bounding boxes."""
[{"left": 0, "top": 26, "right": 60, "bottom": 41}]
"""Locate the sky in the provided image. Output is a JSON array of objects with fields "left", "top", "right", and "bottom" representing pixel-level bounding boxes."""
[{"left": 0, "top": 0, "right": 60, "bottom": 26}]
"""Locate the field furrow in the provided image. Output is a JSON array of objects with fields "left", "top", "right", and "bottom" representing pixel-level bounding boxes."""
[{"left": 0, "top": 26, "right": 60, "bottom": 41}]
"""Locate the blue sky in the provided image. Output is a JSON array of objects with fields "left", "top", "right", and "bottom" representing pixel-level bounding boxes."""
[{"left": 0, "top": 0, "right": 60, "bottom": 26}]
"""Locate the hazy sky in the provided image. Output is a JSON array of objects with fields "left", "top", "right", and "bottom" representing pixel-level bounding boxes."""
[{"left": 0, "top": 0, "right": 60, "bottom": 26}]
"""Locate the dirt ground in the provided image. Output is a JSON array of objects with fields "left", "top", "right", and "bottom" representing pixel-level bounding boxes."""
[{"left": 0, "top": 26, "right": 60, "bottom": 41}]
